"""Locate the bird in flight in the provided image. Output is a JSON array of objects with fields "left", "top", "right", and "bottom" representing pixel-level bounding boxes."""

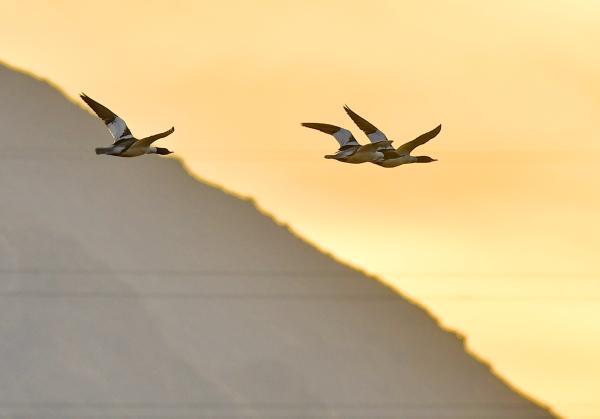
[
  {"left": 300, "top": 122, "right": 393, "bottom": 163},
  {"left": 343, "top": 105, "right": 441, "bottom": 168},
  {"left": 301, "top": 109, "right": 394, "bottom": 164},
  {"left": 80, "top": 93, "right": 174, "bottom": 157}
]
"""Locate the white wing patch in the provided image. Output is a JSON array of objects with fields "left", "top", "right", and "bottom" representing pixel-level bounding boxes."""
[
  {"left": 107, "top": 117, "right": 132, "bottom": 141},
  {"left": 332, "top": 128, "right": 359, "bottom": 147},
  {"left": 368, "top": 130, "right": 388, "bottom": 143}
]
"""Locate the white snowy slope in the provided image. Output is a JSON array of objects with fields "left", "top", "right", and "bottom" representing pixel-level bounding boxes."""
[{"left": 0, "top": 63, "right": 558, "bottom": 419}]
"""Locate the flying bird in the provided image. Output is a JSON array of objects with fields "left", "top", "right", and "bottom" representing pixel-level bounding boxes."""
[
  {"left": 343, "top": 105, "right": 441, "bottom": 168},
  {"left": 80, "top": 93, "right": 174, "bottom": 157},
  {"left": 300, "top": 122, "right": 393, "bottom": 164}
]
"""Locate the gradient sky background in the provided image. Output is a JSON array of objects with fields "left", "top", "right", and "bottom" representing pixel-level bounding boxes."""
[{"left": 3, "top": 1, "right": 600, "bottom": 417}]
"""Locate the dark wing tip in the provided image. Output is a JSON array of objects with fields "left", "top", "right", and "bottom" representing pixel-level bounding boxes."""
[
  {"left": 79, "top": 93, "right": 94, "bottom": 106},
  {"left": 301, "top": 122, "right": 342, "bottom": 135},
  {"left": 300, "top": 122, "right": 315, "bottom": 130},
  {"left": 343, "top": 105, "right": 361, "bottom": 120},
  {"left": 301, "top": 122, "right": 321, "bottom": 129}
]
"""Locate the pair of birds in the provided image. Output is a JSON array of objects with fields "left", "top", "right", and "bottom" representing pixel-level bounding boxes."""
[
  {"left": 302, "top": 106, "right": 441, "bottom": 167},
  {"left": 82, "top": 94, "right": 441, "bottom": 166}
]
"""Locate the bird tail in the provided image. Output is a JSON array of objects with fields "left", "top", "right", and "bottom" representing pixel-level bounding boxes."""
[
  {"left": 324, "top": 154, "right": 337, "bottom": 159},
  {"left": 95, "top": 147, "right": 112, "bottom": 155}
]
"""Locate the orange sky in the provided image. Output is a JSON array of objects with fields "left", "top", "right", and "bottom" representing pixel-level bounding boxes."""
[{"left": 3, "top": 1, "right": 600, "bottom": 417}]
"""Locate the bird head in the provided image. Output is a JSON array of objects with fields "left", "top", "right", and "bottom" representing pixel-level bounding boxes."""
[
  {"left": 156, "top": 147, "right": 173, "bottom": 155},
  {"left": 415, "top": 156, "right": 437, "bottom": 163}
]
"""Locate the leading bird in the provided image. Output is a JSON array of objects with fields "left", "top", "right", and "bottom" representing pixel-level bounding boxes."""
[{"left": 80, "top": 93, "right": 175, "bottom": 157}]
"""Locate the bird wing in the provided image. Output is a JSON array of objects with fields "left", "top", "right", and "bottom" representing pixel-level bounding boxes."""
[
  {"left": 80, "top": 93, "right": 134, "bottom": 143},
  {"left": 395, "top": 124, "right": 442, "bottom": 155},
  {"left": 135, "top": 127, "right": 175, "bottom": 148},
  {"left": 343, "top": 105, "right": 391, "bottom": 146},
  {"left": 301, "top": 123, "right": 360, "bottom": 148}
]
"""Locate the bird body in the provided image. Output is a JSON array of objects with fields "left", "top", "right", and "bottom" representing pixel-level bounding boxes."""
[
  {"left": 338, "top": 149, "right": 384, "bottom": 164},
  {"left": 375, "top": 154, "right": 417, "bottom": 168},
  {"left": 95, "top": 144, "right": 172, "bottom": 157},
  {"left": 325, "top": 141, "right": 390, "bottom": 164},
  {"left": 80, "top": 93, "right": 174, "bottom": 157},
  {"left": 325, "top": 149, "right": 383, "bottom": 164},
  {"left": 323, "top": 145, "right": 360, "bottom": 161}
]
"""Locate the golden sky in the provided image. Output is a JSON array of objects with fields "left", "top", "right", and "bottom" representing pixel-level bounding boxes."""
[{"left": 3, "top": 1, "right": 600, "bottom": 417}]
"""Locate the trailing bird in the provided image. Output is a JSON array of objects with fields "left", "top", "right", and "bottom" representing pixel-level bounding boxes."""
[
  {"left": 80, "top": 93, "right": 174, "bottom": 157},
  {"left": 300, "top": 122, "right": 393, "bottom": 164},
  {"left": 343, "top": 105, "right": 441, "bottom": 168}
]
